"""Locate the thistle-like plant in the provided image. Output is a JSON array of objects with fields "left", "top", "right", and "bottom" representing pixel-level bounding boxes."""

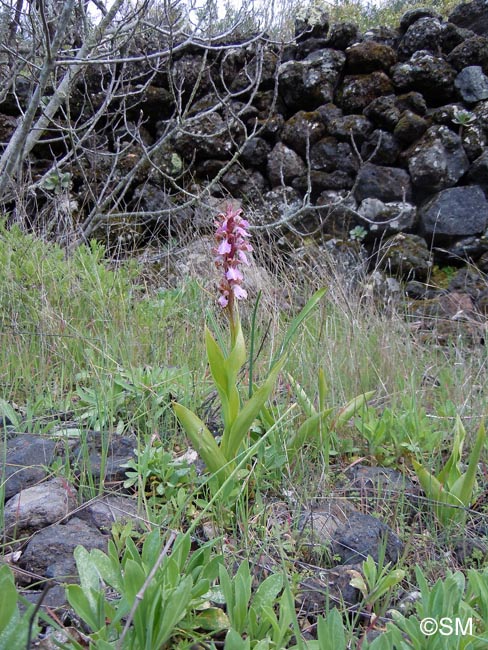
[{"left": 173, "top": 205, "right": 325, "bottom": 486}]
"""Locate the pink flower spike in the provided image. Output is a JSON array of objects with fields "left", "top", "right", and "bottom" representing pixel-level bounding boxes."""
[
  {"left": 214, "top": 204, "right": 251, "bottom": 309},
  {"left": 233, "top": 285, "right": 247, "bottom": 300}
]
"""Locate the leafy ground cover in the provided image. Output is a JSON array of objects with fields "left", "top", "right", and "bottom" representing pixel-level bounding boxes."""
[{"left": 0, "top": 220, "right": 488, "bottom": 649}]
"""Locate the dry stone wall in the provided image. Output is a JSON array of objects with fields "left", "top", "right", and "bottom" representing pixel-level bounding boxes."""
[
  {"left": 2, "top": 1, "right": 488, "bottom": 281},
  {"left": 169, "top": 1, "right": 488, "bottom": 279}
]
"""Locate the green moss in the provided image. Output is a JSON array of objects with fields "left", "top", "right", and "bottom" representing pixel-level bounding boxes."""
[{"left": 430, "top": 264, "right": 457, "bottom": 289}]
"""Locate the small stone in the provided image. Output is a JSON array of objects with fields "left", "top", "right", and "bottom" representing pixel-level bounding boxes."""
[
  {"left": 3, "top": 477, "right": 77, "bottom": 538},
  {"left": 455, "top": 66, "right": 488, "bottom": 103}
]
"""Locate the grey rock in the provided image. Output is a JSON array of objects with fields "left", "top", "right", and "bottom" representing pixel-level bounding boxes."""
[
  {"left": 467, "top": 150, "right": 488, "bottom": 192},
  {"left": 3, "top": 477, "right": 77, "bottom": 538},
  {"left": 310, "top": 137, "right": 358, "bottom": 174},
  {"left": 70, "top": 432, "right": 137, "bottom": 482},
  {"left": 474, "top": 99, "right": 488, "bottom": 135},
  {"left": 77, "top": 495, "right": 143, "bottom": 533},
  {"left": 363, "top": 95, "right": 402, "bottom": 130},
  {"left": 393, "top": 109, "right": 428, "bottom": 144},
  {"left": 327, "top": 114, "right": 374, "bottom": 144},
  {"left": 240, "top": 137, "right": 271, "bottom": 169},
  {"left": 419, "top": 185, "right": 488, "bottom": 239},
  {"left": 296, "top": 567, "right": 361, "bottom": 612},
  {"left": 376, "top": 233, "right": 432, "bottom": 280},
  {"left": 173, "top": 112, "right": 236, "bottom": 161},
  {"left": 358, "top": 198, "right": 417, "bottom": 235},
  {"left": 222, "top": 166, "right": 268, "bottom": 200},
  {"left": 361, "top": 130, "right": 401, "bottom": 165},
  {"left": 295, "top": 37, "right": 328, "bottom": 60},
  {"left": 406, "top": 125, "right": 469, "bottom": 191},
  {"left": 442, "top": 236, "right": 488, "bottom": 262},
  {"left": 278, "top": 49, "right": 345, "bottom": 111},
  {"left": 2, "top": 434, "right": 56, "bottom": 500},
  {"left": 267, "top": 142, "right": 306, "bottom": 187},
  {"left": 395, "top": 91, "right": 428, "bottom": 115},
  {"left": 344, "top": 464, "right": 418, "bottom": 499},
  {"left": 455, "top": 65, "right": 488, "bottom": 102},
  {"left": 449, "top": 268, "right": 488, "bottom": 300},
  {"left": 453, "top": 535, "right": 487, "bottom": 565},
  {"left": 363, "top": 26, "right": 399, "bottom": 49},
  {"left": 398, "top": 17, "right": 443, "bottom": 60},
  {"left": 259, "top": 186, "right": 304, "bottom": 227},
  {"left": 295, "top": 6, "right": 329, "bottom": 42},
  {"left": 391, "top": 51, "right": 456, "bottom": 104},
  {"left": 339, "top": 71, "right": 394, "bottom": 114},
  {"left": 460, "top": 124, "right": 486, "bottom": 161},
  {"left": 345, "top": 41, "right": 397, "bottom": 74},
  {"left": 400, "top": 8, "right": 442, "bottom": 34},
  {"left": 448, "top": 36, "right": 488, "bottom": 71},
  {"left": 292, "top": 170, "right": 355, "bottom": 195},
  {"left": 354, "top": 163, "right": 412, "bottom": 203},
  {"left": 281, "top": 110, "right": 326, "bottom": 156},
  {"left": 326, "top": 21, "right": 360, "bottom": 50},
  {"left": 317, "top": 190, "right": 359, "bottom": 237},
  {"left": 255, "top": 112, "right": 285, "bottom": 142},
  {"left": 331, "top": 511, "right": 404, "bottom": 565},
  {"left": 19, "top": 517, "right": 107, "bottom": 582},
  {"left": 449, "top": 0, "right": 488, "bottom": 36}
]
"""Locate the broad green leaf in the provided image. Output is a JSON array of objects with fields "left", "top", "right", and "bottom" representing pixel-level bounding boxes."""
[
  {"left": 205, "top": 326, "right": 227, "bottom": 393},
  {"left": 367, "top": 569, "right": 405, "bottom": 604},
  {"left": 193, "top": 607, "right": 229, "bottom": 632},
  {"left": 318, "top": 368, "right": 327, "bottom": 413},
  {"left": 206, "top": 327, "right": 232, "bottom": 428},
  {"left": 66, "top": 584, "right": 102, "bottom": 633},
  {"left": 225, "top": 356, "right": 286, "bottom": 460},
  {"left": 287, "top": 408, "right": 333, "bottom": 460},
  {"left": 252, "top": 573, "right": 283, "bottom": 610},
  {"left": 225, "top": 317, "right": 246, "bottom": 382},
  {"left": 90, "top": 547, "right": 123, "bottom": 592},
  {"left": 349, "top": 570, "right": 368, "bottom": 599},
  {"left": 413, "top": 461, "right": 448, "bottom": 499},
  {"left": 170, "top": 532, "right": 191, "bottom": 572},
  {"left": 153, "top": 576, "right": 193, "bottom": 648},
  {"left": 317, "top": 609, "right": 347, "bottom": 650},
  {"left": 74, "top": 546, "right": 102, "bottom": 613},
  {"left": 0, "top": 566, "right": 17, "bottom": 635},
  {"left": 286, "top": 372, "right": 316, "bottom": 418},
  {"left": 219, "top": 566, "right": 235, "bottom": 618},
  {"left": 437, "top": 415, "right": 465, "bottom": 487},
  {"left": 122, "top": 558, "right": 146, "bottom": 603},
  {"left": 333, "top": 391, "right": 375, "bottom": 428},
  {"left": 173, "top": 402, "right": 230, "bottom": 480},
  {"left": 224, "top": 628, "right": 250, "bottom": 650},
  {"left": 455, "top": 420, "right": 485, "bottom": 507},
  {"left": 141, "top": 528, "right": 164, "bottom": 568},
  {"left": 233, "top": 561, "right": 252, "bottom": 633},
  {"left": 253, "top": 640, "right": 272, "bottom": 650}
]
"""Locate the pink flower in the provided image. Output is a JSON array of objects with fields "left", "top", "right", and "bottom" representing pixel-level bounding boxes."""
[
  {"left": 226, "top": 267, "right": 243, "bottom": 282},
  {"left": 213, "top": 204, "right": 251, "bottom": 310},
  {"left": 233, "top": 285, "right": 247, "bottom": 300},
  {"left": 217, "top": 240, "right": 232, "bottom": 256}
]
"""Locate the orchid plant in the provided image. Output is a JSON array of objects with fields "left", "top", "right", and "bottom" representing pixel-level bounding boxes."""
[{"left": 173, "top": 204, "right": 325, "bottom": 486}]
